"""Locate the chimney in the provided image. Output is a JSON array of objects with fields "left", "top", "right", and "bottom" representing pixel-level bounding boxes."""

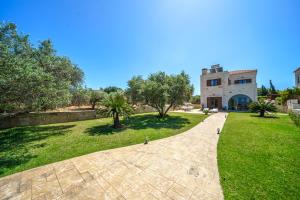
[{"left": 202, "top": 68, "right": 208, "bottom": 75}]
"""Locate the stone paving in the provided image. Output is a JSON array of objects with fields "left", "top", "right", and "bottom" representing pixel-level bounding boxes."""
[{"left": 0, "top": 112, "right": 227, "bottom": 200}]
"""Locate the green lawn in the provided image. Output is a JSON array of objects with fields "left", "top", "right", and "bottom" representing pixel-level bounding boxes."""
[
  {"left": 0, "top": 112, "right": 206, "bottom": 177},
  {"left": 218, "top": 113, "right": 300, "bottom": 200}
]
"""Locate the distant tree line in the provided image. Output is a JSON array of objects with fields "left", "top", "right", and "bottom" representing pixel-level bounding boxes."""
[
  {"left": 0, "top": 22, "right": 194, "bottom": 123},
  {"left": 257, "top": 80, "right": 278, "bottom": 96}
]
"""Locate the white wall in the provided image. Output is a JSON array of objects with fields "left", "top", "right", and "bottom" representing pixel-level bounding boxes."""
[{"left": 200, "top": 70, "right": 257, "bottom": 109}]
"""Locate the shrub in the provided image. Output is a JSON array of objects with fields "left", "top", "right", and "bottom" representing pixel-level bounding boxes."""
[
  {"left": 249, "top": 100, "right": 277, "bottom": 117},
  {"left": 289, "top": 112, "right": 300, "bottom": 127},
  {"left": 203, "top": 108, "right": 209, "bottom": 115}
]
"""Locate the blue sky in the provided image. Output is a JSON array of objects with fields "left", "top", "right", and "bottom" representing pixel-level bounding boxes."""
[{"left": 1, "top": 0, "right": 299, "bottom": 95}]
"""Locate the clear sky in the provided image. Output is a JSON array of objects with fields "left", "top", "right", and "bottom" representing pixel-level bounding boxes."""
[{"left": 1, "top": 0, "right": 299, "bottom": 95}]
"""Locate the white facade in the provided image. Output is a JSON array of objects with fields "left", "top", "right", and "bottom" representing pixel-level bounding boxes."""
[
  {"left": 200, "top": 65, "right": 257, "bottom": 110},
  {"left": 294, "top": 67, "right": 300, "bottom": 88}
]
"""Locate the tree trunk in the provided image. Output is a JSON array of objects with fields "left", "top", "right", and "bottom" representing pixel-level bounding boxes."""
[
  {"left": 91, "top": 102, "right": 96, "bottom": 110},
  {"left": 259, "top": 110, "right": 265, "bottom": 117},
  {"left": 164, "top": 103, "right": 174, "bottom": 116},
  {"left": 113, "top": 112, "right": 122, "bottom": 128},
  {"left": 158, "top": 111, "right": 165, "bottom": 118}
]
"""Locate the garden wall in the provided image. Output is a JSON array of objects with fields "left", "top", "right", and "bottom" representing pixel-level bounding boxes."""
[{"left": 0, "top": 110, "right": 96, "bottom": 129}]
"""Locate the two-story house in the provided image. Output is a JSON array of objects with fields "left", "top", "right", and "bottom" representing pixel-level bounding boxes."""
[
  {"left": 294, "top": 67, "right": 300, "bottom": 88},
  {"left": 200, "top": 64, "right": 257, "bottom": 110}
]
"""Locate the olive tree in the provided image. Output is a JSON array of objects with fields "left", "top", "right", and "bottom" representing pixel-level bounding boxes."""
[
  {"left": 89, "top": 90, "right": 105, "bottom": 109},
  {"left": 128, "top": 71, "right": 193, "bottom": 118},
  {"left": 126, "top": 75, "right": 145, "bottom": 105},
  {"left": 0, "top": 22, "right": 84, "bottom": 113}
]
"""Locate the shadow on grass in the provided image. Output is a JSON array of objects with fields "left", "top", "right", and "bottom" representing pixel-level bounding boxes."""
[
  {"left": 86, "top": 114, "right": 190, "bottom": 135},
  {"left": 250, "top": 114, "right": 279, "bottom": 119},
  {"left": 0, "top": 125, "right": 74, "bottom": 175}
]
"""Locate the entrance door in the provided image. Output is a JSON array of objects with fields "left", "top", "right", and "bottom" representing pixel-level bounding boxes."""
[{"left": 207, "top": 97, "right": 222, "bottom": 109}]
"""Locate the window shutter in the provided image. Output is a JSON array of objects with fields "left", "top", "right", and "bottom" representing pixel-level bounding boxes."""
[
  {"left": 207, "top": 80, "right": 211, "bottom": 86},
  {"left": 217, "top": 78, "right": 221, "bottom": 85}
]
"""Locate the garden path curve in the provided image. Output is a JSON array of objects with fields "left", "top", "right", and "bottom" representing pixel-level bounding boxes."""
[{"left": 0, "top": 112, "right": 227, "bottom": 200}]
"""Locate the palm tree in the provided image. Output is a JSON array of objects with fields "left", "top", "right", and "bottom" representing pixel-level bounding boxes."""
[
  {"left": 101, "top": 91, "right": 133, "bottom": 128},
  {"left": 249, "top": 99, "right": 277, "bottom": 117}
]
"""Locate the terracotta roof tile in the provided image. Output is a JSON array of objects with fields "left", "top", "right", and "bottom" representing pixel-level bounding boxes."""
[{"left": 229, "top": 70, "right": 257, "bottom": 75}]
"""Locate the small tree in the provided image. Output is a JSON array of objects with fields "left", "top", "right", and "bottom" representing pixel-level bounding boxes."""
[
  {"left": 143, "top": 71, "right": 193, "bottom": 118},
  {"left": 101, "top": 91, "right": 133, "bottom": 128},
  {"left": 126, "top": 75, "right": 145, "bottom": 105},
  {"left": 269, "top": 80, "right": 277, "bottom": 94},
  {"left": 249, "top": 100, "right": 277, "bottom": 117},
  {"left": 89, "top": 90, "right": 105, "bottom": 109}
]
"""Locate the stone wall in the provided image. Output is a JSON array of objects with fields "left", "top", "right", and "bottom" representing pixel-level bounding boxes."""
[{"left": 0, "top": 110, "right": 96, "bottom": 129}]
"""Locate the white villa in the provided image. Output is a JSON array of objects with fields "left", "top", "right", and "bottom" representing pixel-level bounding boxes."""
[
  {"left": 294, "top": 67, "right": 300, "bottom": 88},
  {"left": 200, "top": 64, "right": 257, "bottom": 111}
]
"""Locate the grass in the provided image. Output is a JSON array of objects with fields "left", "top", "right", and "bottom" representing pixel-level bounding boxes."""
[
  {"left": 0, "top": 112, "right": 206, "bottom": 177},
  {"left": 218, "top": 113, "right": 300, "bottom": 200}
]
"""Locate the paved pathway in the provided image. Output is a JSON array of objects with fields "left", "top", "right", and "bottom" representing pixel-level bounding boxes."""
[{"left": 0, "top": 113, "right": 227, "bottom": 200}]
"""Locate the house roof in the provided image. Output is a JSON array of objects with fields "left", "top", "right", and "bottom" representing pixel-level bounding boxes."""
[
  {"left": 229, "top": 70, "right": 257, "bottom": 75},
  {"left": 294, "top": 67, "right": 300, "bottom": 73}
]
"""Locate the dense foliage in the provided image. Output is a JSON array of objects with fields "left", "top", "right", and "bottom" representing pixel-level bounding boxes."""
[
  {"left": 127, "top": 71, "right": 193, "bottom": 117},
  {"left": 103, "top": 86, "right": 123, "bottom": 94},
  {"left": 257, "top": 81, "right": 278, "bottom": 96},
  {"left": 0, "top": 23, "right": 83, "bottom": 112},
  {"left": 126, "top": 75, "right": 145, "bottom": 105},
  {"left": 257, "top": 85, "right": 269, "bottom": 96},
  {"left": 279, "top": 87, "right": 300, "bottom": 105},
  {"left": 249, "top": 99, "right": 277, "bottom": 117},
  {"left": 289, "top": 112, "right": 300, "bottom": 127},
  {"left": 89, "top": 90, "right": 105, "bottom": 109},
  {"left": 190, "top": 95, "right": 200, "bottom": 104},
  {"left": 70, "top": 87, "right": 90, "bottom": 107}
]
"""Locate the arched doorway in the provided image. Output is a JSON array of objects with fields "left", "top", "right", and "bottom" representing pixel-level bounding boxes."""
[{"left": 228, "top": 94, "right": 252, "bottom": 111}]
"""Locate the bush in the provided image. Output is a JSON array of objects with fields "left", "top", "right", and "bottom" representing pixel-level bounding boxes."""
[
  {"left": 203, "top": 108, "right": 209, "bottom": 115},
  {"left": 289, "top": 112, "right": 300, "bottom": 127},
  {"left": 258, "top": 96, "right": 267, "bottom": 101}
]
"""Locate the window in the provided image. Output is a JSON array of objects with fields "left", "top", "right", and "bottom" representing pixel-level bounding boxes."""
[
  {"left": 207, "top": 78, "right": 221, "bottom": 86},
  {"left": 234, "top": 79, "right": 252, "bottom": 84}
]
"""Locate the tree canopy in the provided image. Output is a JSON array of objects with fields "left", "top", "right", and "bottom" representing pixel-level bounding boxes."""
[
  {"left": 0, "top": 22, "right": 84, "bottom": 113},
  {"left": 89, "top": 90, "right": 105, "bottom": 109},
  {"left": 126, "top": 75, "right": 145, "bottom": 105},
  {"left": 103, "top": 86, "right": 123, "bottom": 94},
  {"left": 127, "top": 71, "right": 193, "bottom": 117}
]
